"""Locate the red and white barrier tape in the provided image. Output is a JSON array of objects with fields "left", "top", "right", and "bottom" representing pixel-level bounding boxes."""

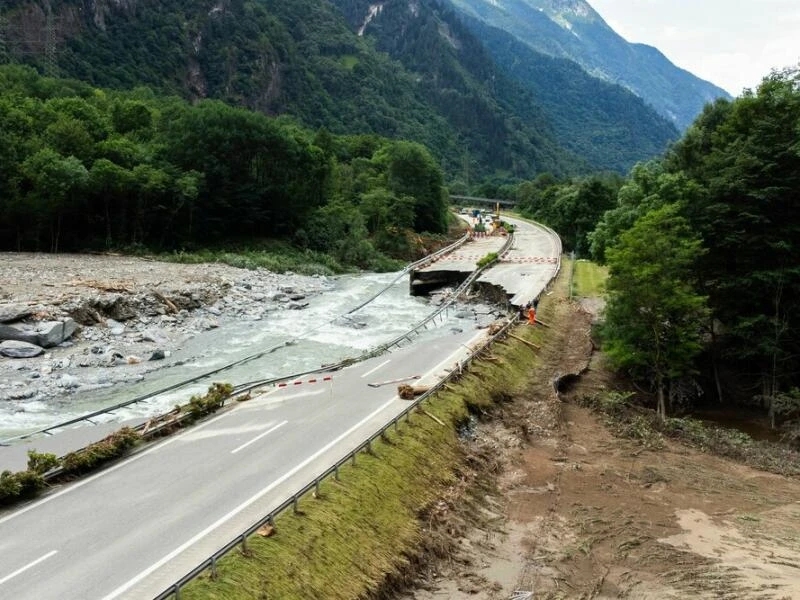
[{"left": 277, "top": 376, "right": 333, "bottom": 388}]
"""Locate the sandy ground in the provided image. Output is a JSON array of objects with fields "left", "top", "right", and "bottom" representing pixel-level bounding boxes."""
[{"left": 403, "top": 286, "right": 800, "bottom": 599}]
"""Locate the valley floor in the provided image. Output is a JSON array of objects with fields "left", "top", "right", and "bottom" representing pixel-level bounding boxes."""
[{"left": 405, "top": 282, "right": 800, "bottom": 599}]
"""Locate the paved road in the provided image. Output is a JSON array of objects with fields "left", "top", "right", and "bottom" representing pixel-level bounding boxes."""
[
  {"left": 0, "top": 329, "right": 484, "bottom": 600},
  {"left": 0, "top": 218, "right": 560, "bottom": 599},
  {"left": 478, "top": 215, "right": 561, "bottom": 306}
]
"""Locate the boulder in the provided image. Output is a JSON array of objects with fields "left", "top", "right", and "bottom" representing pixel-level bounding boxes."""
[
  {"left": 0, "top": 340, "right": 45, "bottom": 359},
  {"left": 106, "top": 318, "right": 125, "bottom": 336},
  {"left": 0, "top": 304, "right": 32, "bottom": 323},
  {"left": 58, "top": 374, "right": 80, "bottom": 389},
  {"left": 149, "top": 349, "right": 166, "bottom": 361},
  {"left": 0, "top": 318, "right": 77, "bottom": 348},
  {"left": 36, "top": 319, "right": 78, "bottom": 347}
]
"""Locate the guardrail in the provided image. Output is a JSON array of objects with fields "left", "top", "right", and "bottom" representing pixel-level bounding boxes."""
[
  {"left": 0, "top": 234, "right": 471, "bottom": 447},
  {"left": 154, "top": 314, "right": 520, "bottom": 600}
]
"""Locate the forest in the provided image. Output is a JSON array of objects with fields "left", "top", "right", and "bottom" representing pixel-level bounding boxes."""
[
  {"left": 519, "top": 69, "right": 800, "bottom": 426},
  {"left": 0, "top": 65, "right": 449, "bottom": 268}
]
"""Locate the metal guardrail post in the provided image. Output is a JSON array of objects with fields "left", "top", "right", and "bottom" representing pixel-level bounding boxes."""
[
  {"left": 292, "top": 495, "right": 299, "bottom": 514},
  {"left": 314, "top": 478, "right": 320, "bottom": 497}
]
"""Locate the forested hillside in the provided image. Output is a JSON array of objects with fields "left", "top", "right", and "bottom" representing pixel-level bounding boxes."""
[
  {"left": 332, "top": 0, "right": 580, "bottom": 178},
  {"left": 449, "top": 0, "right": 731, "bottom": 130},
  {"left": 0, "top": 0, "right": 582, "bottom": 179},
  {"left": 0, "top": 0, "right": 690, "bottom": 178},
  {"left": 593, "top": 69, "right": 800, "bottom": 423},
  {"left": 459, "top": 16, "right": 678, "bottom": 173},
  {"left": 0, "top": 65, "right": 449, "bottom": 267}
]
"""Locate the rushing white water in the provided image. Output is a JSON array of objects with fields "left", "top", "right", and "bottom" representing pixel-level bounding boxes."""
[{"left": 0, "top": 271, "right": 493, "bottom": 438}]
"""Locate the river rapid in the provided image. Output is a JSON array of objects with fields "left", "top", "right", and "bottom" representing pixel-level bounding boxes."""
[{"left": 0, "top": 269, "right": 497, "bottom": 439}]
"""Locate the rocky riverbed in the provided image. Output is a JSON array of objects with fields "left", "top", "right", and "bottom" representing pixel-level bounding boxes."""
[{"left": 0, "top": 253, "right": 333, "bottom": 433}]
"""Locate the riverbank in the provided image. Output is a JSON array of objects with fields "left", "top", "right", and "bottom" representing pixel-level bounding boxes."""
[{"left": 0, "top": 253, "right": 333, "bottom": 432}]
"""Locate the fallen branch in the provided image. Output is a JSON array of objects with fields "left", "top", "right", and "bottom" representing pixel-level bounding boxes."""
[
  {"left": 153, "top": 291, "right": 178, "bottom": 314},
  {"left": 509, "top": 332, "right": 541, "bottom": 350},
  {"left": 421, "top": 409, "right": 445, "bottom": 426}
]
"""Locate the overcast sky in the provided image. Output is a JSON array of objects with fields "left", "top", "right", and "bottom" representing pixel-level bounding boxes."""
[{"left": 589, "top": 0, "right": 800, "bottom": 96}]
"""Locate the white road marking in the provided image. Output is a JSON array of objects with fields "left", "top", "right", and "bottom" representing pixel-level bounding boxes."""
[
  {"left": 360, "top": 359, "right": 390, "bottom": 379},
  {"left": 270, "top": 388, "right": 326, "bottom": 402},
  {"left": 99, "top": 394, "right": 405, "bottom": 600},
  {"left": 0, "top": 550, "right": 58, "bottom": 586},
  {"left": 0, "top": 408, "right": 235, "bottom": 527},
  {"left": 230, "top": 421, "right": 288, "bottom": 455}
]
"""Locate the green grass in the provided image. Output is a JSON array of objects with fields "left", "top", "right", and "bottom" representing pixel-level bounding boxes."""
[
  {"left": 155, "top": 239, "right": 406, "bottom": 275},
  {"left": 573, "top": 259, "right": 607, "bottom": 298},
  {"left": 179, "top": 323, "right": 546, "bottom": 599},
  {"left": 157, "top": 244, "right": 348, "bottom": 276}
]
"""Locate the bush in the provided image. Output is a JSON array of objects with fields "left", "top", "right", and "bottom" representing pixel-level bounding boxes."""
[
  {"left": 188, "top": 382, "right": 234, "bottom": 420},
  {"left": 476, "top": 252, "right": 498, "bottom": 268},
  {"left": 61, "top": 427, "right": 140, "bottom": 475},
  {"left": 27, "top": 450, "right": 60, "bottom": 475},
  {"left": 0, "top": 470, "right": 46, "bottom": 506}
]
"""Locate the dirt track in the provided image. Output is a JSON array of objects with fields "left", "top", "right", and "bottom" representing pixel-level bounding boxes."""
[{"left": 405, "top": 278, "right": 800, "bottom": 599}]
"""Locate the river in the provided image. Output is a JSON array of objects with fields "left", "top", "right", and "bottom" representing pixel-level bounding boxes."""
[{"left": 0, "top": 270, "right": 494, "bottom": 439}]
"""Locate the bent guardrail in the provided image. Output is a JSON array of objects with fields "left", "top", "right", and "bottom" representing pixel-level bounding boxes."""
[
  {"left": 0, "top": 234, "right": 471, "bottom": 447},
  {"left": 153, "top": 315, "right": 520, "bottom": 600}
]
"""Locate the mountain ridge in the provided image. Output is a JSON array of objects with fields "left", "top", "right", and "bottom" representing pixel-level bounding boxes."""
[{"left": 447, "top": 0, "right": 731, "bottom": 130}]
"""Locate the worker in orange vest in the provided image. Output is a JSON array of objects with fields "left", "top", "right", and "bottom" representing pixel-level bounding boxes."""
[{"left": 528, "top": 305, "right": 536, "bottom": 325}]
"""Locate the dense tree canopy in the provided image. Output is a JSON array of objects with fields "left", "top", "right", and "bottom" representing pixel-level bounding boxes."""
[
  {"left": 0, "top": 66, "right": 449, "bottom": 267},
  {"left": 594, "top": 67, "right": 800, "bottom": 415}
]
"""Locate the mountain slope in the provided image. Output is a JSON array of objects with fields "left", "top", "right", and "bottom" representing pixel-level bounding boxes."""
[
  {"left": 0, "top": 0, "right": 583, "bottom": 178},
  {"left": 332, "top": 0, "right": 585, "bottom": 178},
  {"left": 459, "top": 14, "right": 678, "bottom": 172},
  {"left": 448, "top": 0, "right": 731, "bottom": 130}
]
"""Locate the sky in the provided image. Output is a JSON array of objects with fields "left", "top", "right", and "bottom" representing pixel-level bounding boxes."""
[{"left": 589, "top": 0, "right": 800, "bottom": 96}]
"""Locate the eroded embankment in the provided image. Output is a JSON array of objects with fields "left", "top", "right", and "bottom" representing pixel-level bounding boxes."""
[
  {"left": 178, "top": 269, "right": 575, "bottom": 600},
  {"left": 177, "top": 324, "right": 562, "bottom": 597}
]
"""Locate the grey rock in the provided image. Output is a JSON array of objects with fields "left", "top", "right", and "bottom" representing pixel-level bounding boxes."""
[
  {"left": 287, "top": 302, "right": 309, "bottom": 311},
  {"left": 0, "top": 304, "right": 32, "bottom": 323},
  {"left": 271, "top": 293, "right": 287, "bottom": 302},
  {"left": 289, "top": 293, "right": 306, "bottom": 301},
  {"left": 106, "top": 318, "right": 125, "bottom": 335},
  {"left": 141, "top": 330, "right": 167, "bottom": 344},
  {"left": 0, "top": 340, "right": 45, "bottom": 359},
  {"left": 207, "top": 306, "right": 222, "bottom": 316},
  {"left": 149, "top": 349, "right": 166, "bottom": 361},
  {"left": 58, "top": 374, "right": 80, "bottom": 389},
  {"left": 0, "top": 319, "right": 80, "bottom": 348},
  {"left": 0, "top": 322, "right": 39, "bottom": 345}
]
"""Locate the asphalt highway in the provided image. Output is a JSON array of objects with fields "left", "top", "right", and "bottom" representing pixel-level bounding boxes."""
[
  {"left": 0, "top": 217, "right": 560, "bottom": 599},
  {"left": 0, "top": 329, "right": 484, "bottom": 600}
]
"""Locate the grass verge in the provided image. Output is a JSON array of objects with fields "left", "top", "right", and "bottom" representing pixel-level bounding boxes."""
[
  {"left": 179, "top": 322, "right": 551, "bottom": 599},
  {"left": 572, "top": 259, "right": 607, "bottom": 297}
]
